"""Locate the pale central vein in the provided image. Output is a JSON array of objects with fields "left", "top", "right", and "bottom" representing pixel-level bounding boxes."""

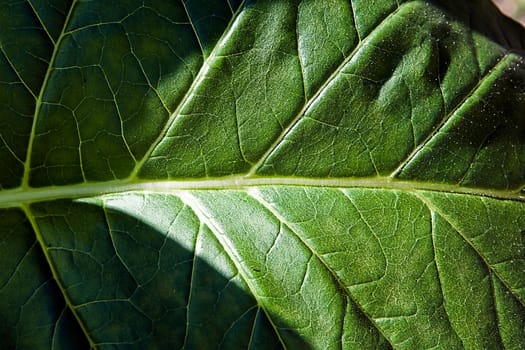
[{"left": 0, "top": 177, "right": 523, "bottom": 208}]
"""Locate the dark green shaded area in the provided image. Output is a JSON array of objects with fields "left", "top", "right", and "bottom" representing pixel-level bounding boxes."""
[
  {"left": 26, "top": 0, "right": 72, "bottom": 42},
  {"left": 0, "top": 208, "right": 87, "bottom": 349},
  {"left": 431, "top": 0, "right": 525, "bottom": 49},
  {"left": 0, "top": 0, "right": 58, "bottom": 188}
]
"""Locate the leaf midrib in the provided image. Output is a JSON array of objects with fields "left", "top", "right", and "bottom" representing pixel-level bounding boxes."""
[{"left": 0, "top": 177, "right": 523, "bottom": 208}]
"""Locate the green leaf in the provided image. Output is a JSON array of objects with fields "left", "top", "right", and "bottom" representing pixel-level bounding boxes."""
[{"left": 1, "top": 0, "right": 524, "bottom": 348}]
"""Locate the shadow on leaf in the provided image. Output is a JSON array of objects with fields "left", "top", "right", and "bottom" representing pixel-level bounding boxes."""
[{"left": 23, "top": 196, "right": 308, "bottom": 349}]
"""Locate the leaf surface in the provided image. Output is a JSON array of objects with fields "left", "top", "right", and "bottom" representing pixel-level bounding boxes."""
[{"left": 0, "top": 0, "right": 524, "bottom": 349}]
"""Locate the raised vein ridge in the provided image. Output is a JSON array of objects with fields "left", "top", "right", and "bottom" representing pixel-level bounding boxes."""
[{"left": 1, "top": 177, "right": 523, "bottom": 208}]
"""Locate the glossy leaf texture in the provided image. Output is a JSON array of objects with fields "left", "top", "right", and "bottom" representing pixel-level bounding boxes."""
[{"left": 0, "top": 0, "right": 524, "bottom": 349}]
